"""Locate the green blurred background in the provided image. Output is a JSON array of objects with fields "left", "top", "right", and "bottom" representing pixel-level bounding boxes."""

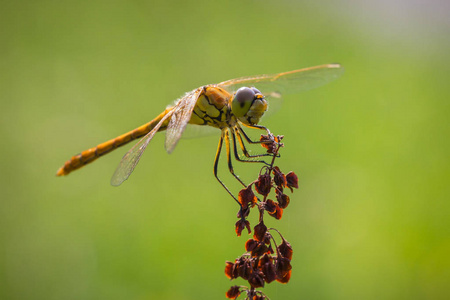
[{"left": 1, "top": 0, "right": 449, "bottom": 299}]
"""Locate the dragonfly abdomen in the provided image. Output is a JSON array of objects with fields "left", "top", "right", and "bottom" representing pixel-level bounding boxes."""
[{"left": 56, "top": 107, "right": 172, "bottom": 177}]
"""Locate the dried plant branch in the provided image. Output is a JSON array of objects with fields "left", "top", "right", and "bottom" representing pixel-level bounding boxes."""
[{"left": 225, "top": 133, "right": 298, "bottom": 299}]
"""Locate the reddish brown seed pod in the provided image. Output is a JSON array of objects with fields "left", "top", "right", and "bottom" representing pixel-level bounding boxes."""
[
  {"left": 286, "top": 171, "right": 299, "bottom": 192},
  {"left": 238, "top": 185, "right": 257, "bottom": 209},
  {"left": 253, "top": 221, "right": 267, "bottom": 242},
  {"left": 235, "top": 219, "right": 251, "bottom": 237},
  {"left": 224, "top": 261, "right": 236, "bottom": 279},
  {"left": 254, "top": 173, "right": 272, "bottom": 196},
  {"left": 277, "top": 239, "right": 293, "bottom": 260},
  {"left": 248, "top": 270, "right": 265, "bottom": 288},
  {"left": 225, "top": 285, "right": 241, "bottom": 299},
  {"left": 267, "top": 202, "right": 283, "bottom": 220},
  {"left": 276, "top": 188, "right": 290, "bottom": 209},
  {"left": 272, "top": 166, "right": 286, "bottom": 189}
]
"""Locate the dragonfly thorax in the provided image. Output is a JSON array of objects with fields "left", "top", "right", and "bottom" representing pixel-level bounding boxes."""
[
  {"left": 189, "top": 86, "right": 233, "bottom": 129},
  {"left": 231, "top": 87, "right": 268, "bottom": 126}
]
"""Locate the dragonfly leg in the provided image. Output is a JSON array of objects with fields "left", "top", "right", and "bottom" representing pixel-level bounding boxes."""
[
  {"left": 239, "top": 123, "right": 271, "bottom": 139},
  {"left": 224, "top": 129, "right": 247, "bottom": 187},
  {"left": 236, "top": 124, "right": 280, "bottom": 158},
  {"left": 231, "top": 127, "right": 271, "bottom": 164},
  {"left": 234, "top": 127, "right": 273, "bottom": 160},
  {"left": 226, "top": 128, "right": 264, "bottom": 203},
  {"left": 214, "top": 131, "right": 240, "bottom": 205}
]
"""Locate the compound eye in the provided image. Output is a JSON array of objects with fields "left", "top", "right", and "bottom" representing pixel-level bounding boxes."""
[
  {"left": 234, "top": 87, "right": 256, "bottom": 107},
  {"left": 251, "top": 87, "right": 261, "bottom": 95}
]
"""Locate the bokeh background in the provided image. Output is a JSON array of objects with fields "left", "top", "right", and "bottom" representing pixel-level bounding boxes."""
[{"left": 1, "top": 0, "right": 449, "bottom": 299}]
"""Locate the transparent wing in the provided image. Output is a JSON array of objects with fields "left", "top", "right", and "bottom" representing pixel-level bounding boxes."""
[
  {"left": 218, "top": 64, "right": 344, "bottom": 95},
  {"left": 260, "top": 91, "right": 284, "bottom": 120},
  {"left": 110, "top": 109, "right": 175, "bottom": 186},
  {"left": 165, "top": 89, "right": 202, "bottom": 153},
  {"left": 182, "top": 123, "right": 220, "bottom": 139}
]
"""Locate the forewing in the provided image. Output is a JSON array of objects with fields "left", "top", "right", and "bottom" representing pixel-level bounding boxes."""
[
  {"left": 219, "top": 64, "right": 344, "bottom": 95},
  {"left": 110, "top": 109, "right": 175, "bottom": 186},
  {"left": 165, "top": 89, "right": 202, "bottom": 153}
]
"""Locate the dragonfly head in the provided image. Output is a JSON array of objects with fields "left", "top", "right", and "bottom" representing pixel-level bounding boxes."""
[{"left": 231, "top": 87, "right": 268, "bottom": 125}]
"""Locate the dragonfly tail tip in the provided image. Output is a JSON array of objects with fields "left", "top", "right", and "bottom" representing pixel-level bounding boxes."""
[{"left": 56, "top": 167, "right": 66, "bottom": 176}]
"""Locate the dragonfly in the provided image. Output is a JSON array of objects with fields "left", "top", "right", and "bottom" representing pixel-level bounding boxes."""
[{"left": 57, "top": 64, "right": 343, "bottom": 199}]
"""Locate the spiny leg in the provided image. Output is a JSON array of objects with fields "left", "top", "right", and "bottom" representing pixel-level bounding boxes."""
[
  {"left": 238, "top": 123, "right": 272, "bottom": 141},
  {"left": 224, "top": 128, "right": 247, "bottom": 187},
  {"left": 214, "top": 131, "right": 240, "bottom": 204},
  {"left": 234, "top": 126, "right": 273, "bottom": 160},
  {"left": 214, "top": 126, "right": 278, "bottom": 202},
  {"left": 231, "top": 127, "right": 270, "bottom": 163},
  {"left": 227, "top": 128, "right": 264, "bottom": 204},
  {"left": 236, "top": 123, "right": 280, "bottom": 158}
]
